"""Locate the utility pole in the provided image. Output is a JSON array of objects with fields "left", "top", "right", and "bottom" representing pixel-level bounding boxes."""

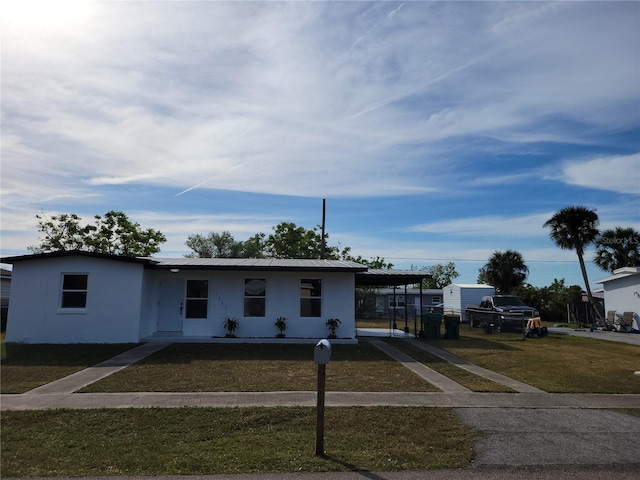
[{"left": 320, "top": 198, "right": 326, "bottom": 259}]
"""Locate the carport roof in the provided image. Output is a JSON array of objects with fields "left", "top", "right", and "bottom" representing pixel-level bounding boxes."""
[{"left": 355, "top": 268, "right": 431, "bottom": 287}]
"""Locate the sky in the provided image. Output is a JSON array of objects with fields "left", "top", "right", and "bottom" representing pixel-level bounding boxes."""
[{"left": 1, "top": 0, "right": 639, "bottom": 289}]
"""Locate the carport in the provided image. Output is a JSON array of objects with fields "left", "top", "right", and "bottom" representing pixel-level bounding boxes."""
[{"left": 355, "top": 269, "right": 432, "bottom": 336}]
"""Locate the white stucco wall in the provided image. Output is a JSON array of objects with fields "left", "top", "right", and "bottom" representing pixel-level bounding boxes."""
[
  {"left": 142, "top": 269, "right": 356, "bottom": 339},
  {"left": 602, "top": 275, "right": 640, "bottom": 315},
  {"left": 6, "top": 256, "right": 144, "bottom": 343}
]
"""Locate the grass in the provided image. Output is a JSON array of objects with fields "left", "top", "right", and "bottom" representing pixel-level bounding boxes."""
[
  {"left": 81, "top": 341, "right": 438, "bottom": 393},
  {"left": 384, "top": 338, "right": 515, "bottom": 392},
  {"left": 1, "top": 406, "right": 475, "bottom": 477},
  {"left": 357, "top": 317, "right": 417, "bottom": 329},
  {"left": 1, "top": 343, "right": 138, "bottom": 394},
  {"left": 2, "top": 328, "right": 639, "bottom": 477},
  {"left": 424, "top": 326, "right": 640, "bottom": 394}
]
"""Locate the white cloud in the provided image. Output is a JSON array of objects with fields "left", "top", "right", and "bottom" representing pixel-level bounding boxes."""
[
  {"left": 410, "top": 212, "right": 554, "bottom": 239},
  {"left": 2, "top": 1, "right": 638, "bottom": 203},
  {"left": 561, "top": 154, "right": 640, "bottom": 195}
]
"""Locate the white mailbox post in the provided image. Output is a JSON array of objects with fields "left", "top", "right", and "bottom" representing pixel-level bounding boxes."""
[
  {"left": 314, "top": 339, "right": 332, "bottom": 364},
  {"left": 314, "top": 339, "right": 331, "bottom": 456}
]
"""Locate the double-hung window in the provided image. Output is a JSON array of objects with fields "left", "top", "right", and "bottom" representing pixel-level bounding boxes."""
[
  {"left": 186, "top": 280, "right": 208, "bottom": 318},
  {"left": 244, "top": 278, "right": 266, "bottom": 317},
  {"left": 389, "top": 295, "right": 405, "bottom": 309},
  {"left": 61, "top": 274, "right": 88, "bottom": 308},
  {"left": 300, "top": 279, "right": 322, "bottom": 317}
]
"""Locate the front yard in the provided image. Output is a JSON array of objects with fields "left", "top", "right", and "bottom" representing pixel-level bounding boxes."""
[{"left": 2, "top": 328, "right": 639, "bottom": 476}]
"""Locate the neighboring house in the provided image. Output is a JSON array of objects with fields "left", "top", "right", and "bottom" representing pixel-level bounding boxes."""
[
  {"left": 3, "top": 251, "right": 428, "bottom": 344},
  {"left": 595, "top": 267, "right": 640, "bottom": 321},
  {"left": 374, "top": 288, "right": 442, "bottom": 318}
]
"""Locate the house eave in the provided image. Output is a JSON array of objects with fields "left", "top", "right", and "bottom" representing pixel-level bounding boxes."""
[{"left": 595, "top": 267, "right": 640, "bottom": 284}]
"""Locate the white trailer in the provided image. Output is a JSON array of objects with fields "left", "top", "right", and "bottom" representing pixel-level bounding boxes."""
[{"left": 442, "top": 283, "right": 495, "bottom": 322}]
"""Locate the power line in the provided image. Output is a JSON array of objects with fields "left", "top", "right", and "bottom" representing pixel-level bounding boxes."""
[{"left": 383, "top": 257, "right": 597, "bottom": 264}]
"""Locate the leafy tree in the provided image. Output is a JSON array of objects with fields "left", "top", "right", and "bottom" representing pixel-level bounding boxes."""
[
  {"left": 513, "top": 279, "right": 583, "bottom": 323},
  {"left": 543, "top": 206, "right": 602, "bottom": 320},
  {"left": 344, "top": 253, "right": 394, "bottom": 269},
  {"left": 85, "top": 211, "right": 166, "bottom": 256},
  {"left": 28, "top": 213, "right": 88, "bottom": 252},
  {"left": 183, "top": 221, "right": 391, "bottom": 267},
  {"left": 594, "top": 227, "right": 640, "bottom": 273},
  {"left": 355, "top": 286, "right": 379, "bottom": 318},
  {"left": 477, "top": 250, "right": 528, "bottom": 294},
  {"left": 264, "top": 222, "right": 323, "bottom": 259},
  {"left": 242, "top": 233, "right": 267, "bottom": 259},
  {"left": 29, "top": 211, "right": 166, "bottom": 257},
  {"left": 419, "top": 262, "right": 459, "bottom": 289},
  {"left": 185, "top": 231, "right": 244, "bottom": 258}
]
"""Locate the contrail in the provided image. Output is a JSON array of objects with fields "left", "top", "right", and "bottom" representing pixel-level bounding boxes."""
[{"left": 175, "top": 180, "right": 208, "bottom": 197}]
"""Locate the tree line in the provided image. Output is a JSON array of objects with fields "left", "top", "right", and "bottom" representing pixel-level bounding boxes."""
[{"left": 28, "top": 206, "right": 640, "bottom": 318}]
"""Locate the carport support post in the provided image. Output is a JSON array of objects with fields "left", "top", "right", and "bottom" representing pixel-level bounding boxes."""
[{"left": 315, "top": 363, "right": 326, "bottom": 456}]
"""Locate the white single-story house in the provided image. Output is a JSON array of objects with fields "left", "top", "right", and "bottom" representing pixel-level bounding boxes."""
[
  {"left": 595, "top": 267, "right": 640, "bottom": 328},
  {"left": 3, "top": 251, "right": 429, "bottom": 344}
]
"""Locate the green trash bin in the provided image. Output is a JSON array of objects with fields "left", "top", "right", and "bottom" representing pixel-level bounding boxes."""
[
  {"left": 421, "top": 313, "right": 442, "bottom": 340},
  {"left": 443, "top": 314, "right": 461, "bottom": 340}
]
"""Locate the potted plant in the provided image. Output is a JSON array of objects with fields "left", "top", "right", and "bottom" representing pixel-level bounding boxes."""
[
  {"left": 274, "top": 316, "right": 287, "bottom": 338},
  {"left": 326, "top": 318, "right": 341, "bottom": 339},
  {"left": 222, "top": 317, "right": 239, "bottom": 338}
]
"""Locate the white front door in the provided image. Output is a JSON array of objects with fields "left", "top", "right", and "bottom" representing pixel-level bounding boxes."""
[{"left": 157, "top": 277, "right": 184, "bottom": 332}]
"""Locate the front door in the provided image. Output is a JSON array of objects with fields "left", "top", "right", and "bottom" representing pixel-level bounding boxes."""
[{"left": 157, "top": 277, "right": 184, "bottom": 332}]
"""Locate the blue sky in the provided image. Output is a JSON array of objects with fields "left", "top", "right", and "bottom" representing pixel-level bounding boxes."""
[{"left": 1, "top": 1, "right": 639, "bottom": 288}]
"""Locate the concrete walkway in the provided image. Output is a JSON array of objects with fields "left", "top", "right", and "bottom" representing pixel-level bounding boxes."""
[
  {"left": 25, "top": 343, "right": 170, "bottom": 394},
  {"left": 367, "top": 338, "right": 471, "bottom": 393},
  {"left": 401, "top": 338, "right": 544, "bottom": 393}
]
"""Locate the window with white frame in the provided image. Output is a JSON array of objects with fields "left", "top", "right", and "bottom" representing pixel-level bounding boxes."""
[
  {"left": 389, "top": 295, "right": 405, "bottom": 308},
  {"left": 244, "top": 278, "right": 266, "bottom": 317},
  {"left": 186, "top": 280, "right": 208, "bottom": 318},
  {"left": 432, "top": 296, "right": 442, "bottom": 304},
  {"left": 61, "top": 273, "right": 88, "bottom": 308},
  {"left": 300, "top": 279, "right": 321, "bottom": 317}
]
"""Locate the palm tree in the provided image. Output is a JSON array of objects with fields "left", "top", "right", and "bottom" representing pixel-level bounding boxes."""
[
  {"left": 594, "top": 227, "right": 640, "bottom": 273},
  {"left": 477, "top": 250, "right": 529, "bottom": 294},
  {"left": 543, "top": 206, "right": 602, "bottom": 320}
]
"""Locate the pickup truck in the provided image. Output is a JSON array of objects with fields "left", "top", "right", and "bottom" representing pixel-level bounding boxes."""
[{"left": 466, "top": 295, "right": 540, "bottom": 333}]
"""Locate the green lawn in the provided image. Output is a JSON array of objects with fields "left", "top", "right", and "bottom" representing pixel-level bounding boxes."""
[
  {"left": 81, "top": 341, "right": 438, "bottom": 393},
  {"left": 1, "top": 343, "right": 138, "bottom": 393},
  {"left": 2, "top": 406, "right": 475, "bottom": 477},
  {"left": 2, "top": 329, "right": 639, "bottom": 477},
  {"left": 384, "top": 338, "right": 515, "bottom": 392},
  {"left": 3, "top": 329, "right": 639, "bottom": 394},
  {"left": 421, "top": 327, "right": 640, "bottom": 394}
]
